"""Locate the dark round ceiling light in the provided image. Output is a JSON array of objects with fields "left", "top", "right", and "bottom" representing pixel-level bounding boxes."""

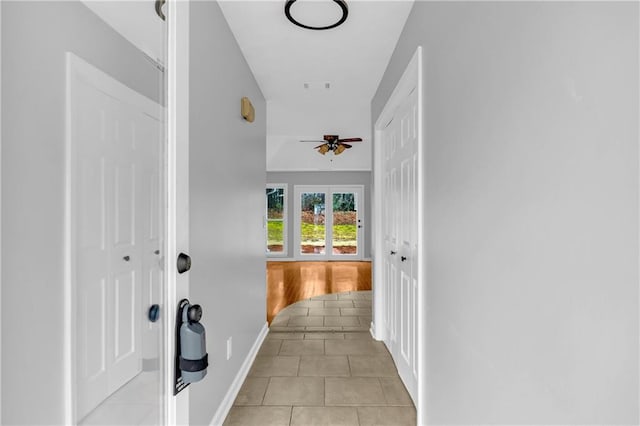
[{"left": 284, "top": 0, "right": 349, "bottom": 31}]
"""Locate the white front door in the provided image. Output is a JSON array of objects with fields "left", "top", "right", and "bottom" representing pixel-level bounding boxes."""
[
  {"left": 294, "top": 185, "right": 364, "bottom": 260},
  {"left": 380, "top": 88, "right": 420, "bottom": 402},
  {"left": 69, "top": 54, "right": 163, "bottom": 421}
]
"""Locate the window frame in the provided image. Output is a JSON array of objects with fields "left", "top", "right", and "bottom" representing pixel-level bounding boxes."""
[{"left": 266, "top": 183, "right": 288, "bottom": 257}]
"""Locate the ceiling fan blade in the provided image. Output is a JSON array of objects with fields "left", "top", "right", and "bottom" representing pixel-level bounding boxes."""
[
  {"left": 337, "top": 138, "right": 362, "bottom": 143},
  {"left": 301, "top": 140, "right": 325, "bottom": 143},
  {"left": 314, "top": 143, "right": 327, "bottom": 149},
  {"left": 339, "top": 143, "right": 352, "bottom": 148}
]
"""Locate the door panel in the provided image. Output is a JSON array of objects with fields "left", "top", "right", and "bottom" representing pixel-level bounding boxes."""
[
  {"left": 113, "top": 270, "right": 137, "bottom": 362},
  {"left": 110, "top": 269, "right": 140, "bottom": 391},
  {"left": 400, "top": 270, "right": 410, "bottom": 362},
  {"left": 79, "top": 159, "right": 106, "bottom": 249},
  {"left": 113, "top": 162, "right": 136, "bottom": 247},
  {"left": 83, "top": 279, "right": 107, "bottom": 377}
]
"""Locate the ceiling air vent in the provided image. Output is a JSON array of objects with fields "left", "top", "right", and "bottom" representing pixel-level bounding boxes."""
[{"left": 303, "top": 81, "right": 331, "bottom": 90}]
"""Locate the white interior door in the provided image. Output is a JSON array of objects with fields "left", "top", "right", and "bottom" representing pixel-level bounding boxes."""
[
  {"left": 294, "top": 185, "right": 364, "bottom": 260},
  {"left": 381, "top": 89, "right": 419, "bottom": 402},
  {"left": 68, "top": 54, "right": 163, "bottom": 421}
]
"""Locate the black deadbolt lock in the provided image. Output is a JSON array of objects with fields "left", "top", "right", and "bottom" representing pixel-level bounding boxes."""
[{"left": 177, "top": 252, "right": 192, "bottom": 274}]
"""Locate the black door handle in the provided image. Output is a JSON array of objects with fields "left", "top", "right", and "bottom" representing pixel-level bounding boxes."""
[
  {"left": 123, "top": 255, "right": 131, "bottom": 262},
  {"left": 401, "top": 256, "right": 407, "bottom": 262},
  {"left": 390, "top": 251, "right": 396, "bottom": 255}
]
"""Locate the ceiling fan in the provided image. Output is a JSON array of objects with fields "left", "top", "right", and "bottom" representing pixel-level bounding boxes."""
[{"left": 301, "top": 134, "right": 363, "bottom": 155}]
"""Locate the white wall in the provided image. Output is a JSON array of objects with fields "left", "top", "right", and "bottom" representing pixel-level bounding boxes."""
[
  {"left": 373, "top": 2, "right": 639, "bottom": 424},
  {"left": 81, "top": 1, "right": 164, "bottom": 62},
  {"left": 1, "top": 2, "right": 162, "bottom": 424},
  {"left": 267, "top": 99, "right": 371, "bottom": 171},
  {"left": 189, "top": 1, "right": 267, "bottom": 424}
]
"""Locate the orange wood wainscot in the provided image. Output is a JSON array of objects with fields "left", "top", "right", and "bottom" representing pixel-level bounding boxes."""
[{"left": 267, "top": 261, "right": 372, "bottom": 323}]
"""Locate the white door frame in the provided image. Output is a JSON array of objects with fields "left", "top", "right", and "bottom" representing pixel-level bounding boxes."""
[
  {"left": 166, "top": 0, "right": 190, "bottom": 424},
  {"left": 293, "top": 185, "right": 365, "bottom": 261},
  {"left": 372, "top": 46, "right": 425, "bottom": 425},
  {"left": 0, "top": 2, "right": 3, "bottom": 421}
]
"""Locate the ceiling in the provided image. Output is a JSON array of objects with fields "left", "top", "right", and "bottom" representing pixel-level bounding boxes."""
[
  {"left": 83, "top": 0, "right": 414, "bottom": 170},
  {"left": 218, "top": 0, "right": 414, "bottom": 103},
  {"left": 83, "top": 0, "right": 414, "bottom": 104}
]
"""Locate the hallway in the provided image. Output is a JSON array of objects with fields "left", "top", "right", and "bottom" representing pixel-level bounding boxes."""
[
  {"left": 224, "top": 291, "right": 416, "bottom": 425},
  {"left": 2, "top": 1, "right": 638, "bottom": 424}
]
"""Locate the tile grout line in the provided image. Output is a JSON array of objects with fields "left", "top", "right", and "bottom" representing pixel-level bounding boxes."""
[{"left": 259, "top": 377, "right": 269, "bottom": 406}]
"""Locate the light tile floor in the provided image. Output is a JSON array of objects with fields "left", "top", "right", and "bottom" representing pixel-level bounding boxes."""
[{"left": 224, "top": 291, "right": 416, "bottom": 426}]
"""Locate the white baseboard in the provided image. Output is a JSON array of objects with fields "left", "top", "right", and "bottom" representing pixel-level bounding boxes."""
[
  {"left": 209, "top": 322, "right": 269, "bottom": 426},
  {"left": 370, "top": 322, "right": 379, "bottom": 340},
  {"left": 370, "top": 321, "right": 386, "bottom": 341}
]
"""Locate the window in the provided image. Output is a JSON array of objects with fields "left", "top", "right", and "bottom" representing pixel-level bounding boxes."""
[{"left": 266, "top": 184, "right": 287, "bottom": 256}]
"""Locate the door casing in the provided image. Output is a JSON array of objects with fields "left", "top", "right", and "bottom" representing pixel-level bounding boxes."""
[
  {"left": 166, "top": 0, "right": 190, "bottom": 423},
  {"left": 373, "top": 46, "right": 425, "bottom": 425}
]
